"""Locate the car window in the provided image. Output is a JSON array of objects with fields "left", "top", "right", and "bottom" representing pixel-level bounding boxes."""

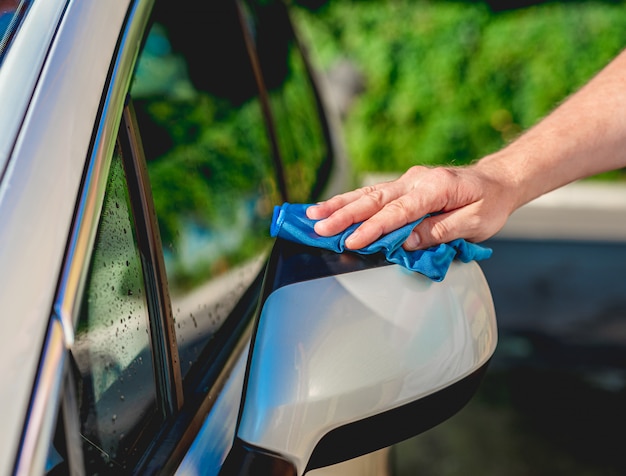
[
  {"left": 130, "top": 1, "right": 280, "bottom": 379},
  {"left": 242, "top": 0, "right": 332, "bottom": 202},
  {"left": 71, "top": 141, "right": 162, "bottom": 473}
]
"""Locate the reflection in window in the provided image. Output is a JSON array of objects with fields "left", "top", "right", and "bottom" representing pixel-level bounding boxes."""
[
  {"left": 131, "top": 2, "right": 278, "bottom": 378},
  {"left": 72, "top": 144, "right": 160, "bottom": 472},
  {"left": 244, "top": 0, "right": 330, "bottom": 202}
]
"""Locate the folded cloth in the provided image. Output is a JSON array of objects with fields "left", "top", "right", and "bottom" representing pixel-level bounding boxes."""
[{"left": 270, "top": 202, "right": 492, "bottom": 282}]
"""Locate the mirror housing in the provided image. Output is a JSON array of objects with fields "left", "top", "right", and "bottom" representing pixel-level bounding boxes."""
[{"left": 226, "top": 241, "right": 497, "bottom": 475}]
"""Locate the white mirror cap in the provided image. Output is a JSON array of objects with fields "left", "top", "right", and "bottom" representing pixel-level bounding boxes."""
[{"left": 239, "top": 260, "right": 497, "bottom": 474}]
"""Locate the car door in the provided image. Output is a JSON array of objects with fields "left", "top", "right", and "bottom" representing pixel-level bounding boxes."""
[{"left": 18, "top": 0, "right": 497, "bottom": 474}]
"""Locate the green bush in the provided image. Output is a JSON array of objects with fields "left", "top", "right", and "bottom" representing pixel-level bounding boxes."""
[{"left": 295, "top": 1, "right": 626, "bottom": 178}]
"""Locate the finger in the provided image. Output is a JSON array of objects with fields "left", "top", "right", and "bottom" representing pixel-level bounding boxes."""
[
  {"left": 313, "top": 183, "right": 405, "bottom": 237},
  {"left": 313, "top": 199, "right": 377, "bottom": 238},
  {"left": 343, "top": 196, "right": 425, "bottom": 249},
  {"left": 306, "top": 188, "right": 370, "bottom": 220},
  {"left": 402, "top": 206, "right": 488, "bottom": 250},
  {"left": 402, "top": 214, "right": 458, "bottom": 250}
]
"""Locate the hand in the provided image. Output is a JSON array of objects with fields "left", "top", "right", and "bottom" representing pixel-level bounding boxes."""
[{"left": 306, "top": 164, "right": 515, "bottom": 250}]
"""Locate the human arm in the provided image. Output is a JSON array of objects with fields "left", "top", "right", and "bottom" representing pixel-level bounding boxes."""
[{"left": 307, "top": 48, "right": 626, "bottom": 250}]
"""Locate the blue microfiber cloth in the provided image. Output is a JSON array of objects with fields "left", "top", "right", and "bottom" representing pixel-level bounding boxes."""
[{"left": 270, "top": 202, "right": 492, "bottom": 282}]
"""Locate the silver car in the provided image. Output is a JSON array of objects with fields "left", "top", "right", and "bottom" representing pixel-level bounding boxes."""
[{"left": 0, "top": 0, "right": 497, "bottom": 474}]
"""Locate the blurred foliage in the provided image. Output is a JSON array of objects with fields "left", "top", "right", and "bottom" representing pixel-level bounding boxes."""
[
  {"left": 132, "top": 21, "right": 279, "bottom": 290},
  {"left": 143, "top": 94, "right": 277, "bottom": 289},
  {"left": 266, "top": 47, "right": 330, "bottom": 203},
  {"left": 132, "top": 2, "right": 330, "bottom": 290},
  {"left": 143, "top": 94, "right": 272, "bottom": 244},
  {"left": 294, "top": 1, "right": 626, "bottom": 179}
]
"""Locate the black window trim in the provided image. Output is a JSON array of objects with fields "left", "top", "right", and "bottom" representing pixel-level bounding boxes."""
[
  {"left": 119, "top": 100, "right": 184, "bottom": 415},
  {"left": 236, "top": 0, "right": 290, "bottom": 203}
]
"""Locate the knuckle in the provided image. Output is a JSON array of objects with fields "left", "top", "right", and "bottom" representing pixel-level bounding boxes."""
[
  {"left": 404, "top": 165, "right": 428, "bottom": 177},
  {"left": 364, "top": 188, "right": 386, "bottom": 207},
  {"left": 359, "top": 184, "right": 378, "bottom": 196},
  {"left": 429, "top": 219, "right": 452, "bottom": 243},
  {"left": 384, "top": 199, "right": 411, "bottom": 222},
  {"left": 429, "top": 167, "right": 457, "bottom": 184}
]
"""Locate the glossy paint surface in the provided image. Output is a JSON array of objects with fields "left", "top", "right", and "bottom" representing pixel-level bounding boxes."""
[
  {"left": 239, "top": 261, "right": 497, "bottom": 474},
  {"left": 0, "top": 0, "right": 66, "bottom": 173}
]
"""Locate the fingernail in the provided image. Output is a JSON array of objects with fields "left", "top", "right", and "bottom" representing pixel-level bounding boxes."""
[
  {"left": 404, "top": 233, "right": 420, "bottom": 250},
  {"left": 345, "top": 231, "right": 360, "bottom": 249},
  {"left": 313, "top": 220, "right": 325, "bottom": 234}
]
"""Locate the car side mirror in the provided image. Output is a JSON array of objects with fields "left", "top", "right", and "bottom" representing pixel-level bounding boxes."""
[{"left": 222, "top": 241, "right": 497, "bottom": 475}]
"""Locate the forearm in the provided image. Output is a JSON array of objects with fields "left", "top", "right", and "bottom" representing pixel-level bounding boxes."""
[{"left": 475, "top": 48, "right": 626, "bottom": 212}]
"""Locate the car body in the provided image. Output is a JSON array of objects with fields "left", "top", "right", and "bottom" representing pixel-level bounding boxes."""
[{"left": 0, "top": 0, "right": 497, "bottom": 474}]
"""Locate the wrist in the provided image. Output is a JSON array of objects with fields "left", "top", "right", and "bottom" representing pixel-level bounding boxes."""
[{"left": 471, "top": 151, "right": 528, "bottom": 215}]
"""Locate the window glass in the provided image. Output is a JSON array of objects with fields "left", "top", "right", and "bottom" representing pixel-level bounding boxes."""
[
  {"left": 244, "top": 0, "right": 330, "bottom": 202},
  {"left": 131, "top": 2, "right": 279, "bottom": 378},
  {"left": 72, "top": 143, "right": 160, "bottom": 473}
]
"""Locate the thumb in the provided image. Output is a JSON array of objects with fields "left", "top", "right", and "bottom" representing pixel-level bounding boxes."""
[{"left": 402, "top": 209, "right": 480, "bottom": 250}]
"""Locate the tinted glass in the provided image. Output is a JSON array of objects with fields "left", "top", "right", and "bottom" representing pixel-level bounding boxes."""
[
  {"left": 72, "top": 143, "right": 160, "bottom": 473},
  {"left": 131, "top": 2, "right": 279, "bottom": 378},
  {"left": 243, "top": 0, "right": 330, "bottom": 202}
]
